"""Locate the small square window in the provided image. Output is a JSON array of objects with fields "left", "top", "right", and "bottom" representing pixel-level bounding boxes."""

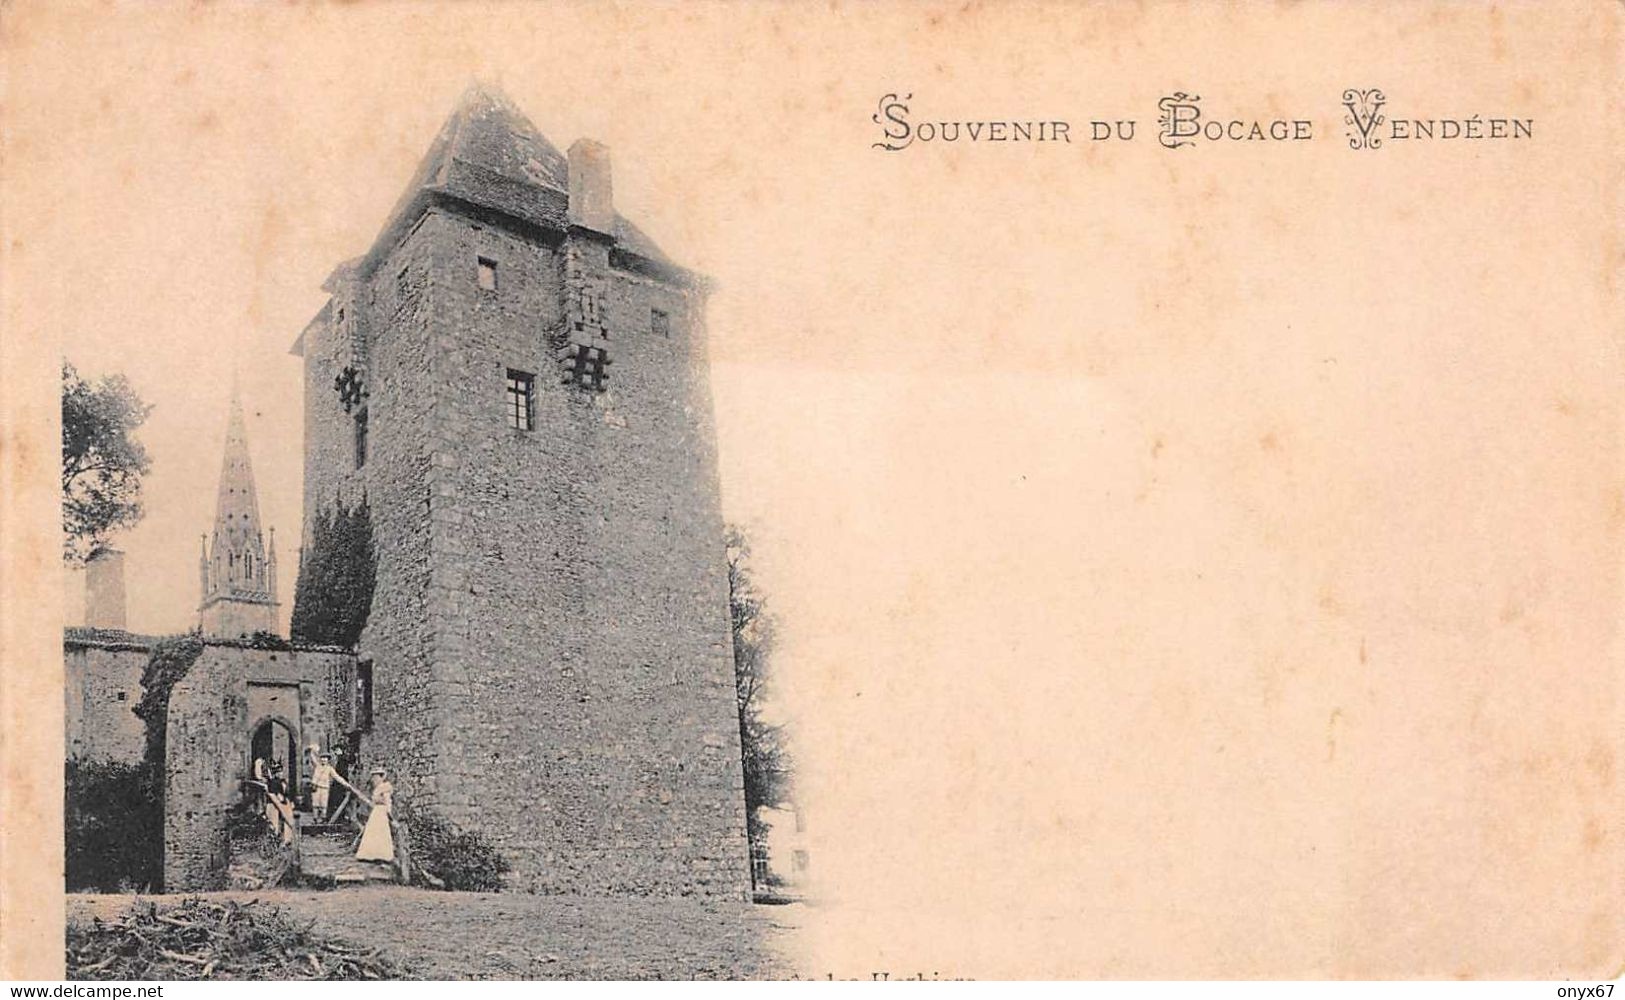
[
  {"left": 477, "top": 257, "right": 498, "bottom": 291},
  {"left": 651, "top": 308, "right": 670, "bottom": 337},
  {"left": 506, "top": 369, "right": 535, "bottom": 430},
  {"left": 115, "top": 691, "right": 127, "bottom": 702}
]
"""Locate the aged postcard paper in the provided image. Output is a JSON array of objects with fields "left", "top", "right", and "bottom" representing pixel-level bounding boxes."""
[{"left": 2, "top": 0, "right": 1621, "bottom": 982}]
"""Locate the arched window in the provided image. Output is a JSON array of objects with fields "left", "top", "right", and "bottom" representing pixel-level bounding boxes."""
[{"left": 246, "top": 552, "right": 254, "bottom": 577}]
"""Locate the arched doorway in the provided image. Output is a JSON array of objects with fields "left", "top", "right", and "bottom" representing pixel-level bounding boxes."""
[{"left": 249, "top": 717, "right": 299, "bottom": 790}]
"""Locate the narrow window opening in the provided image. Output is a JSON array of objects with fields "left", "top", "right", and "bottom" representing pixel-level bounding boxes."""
[
  {"left": 477, "top": 257, "right": 498, "bottom": 291},
  {"left": 353, "top": 407, "right": 369, "bottom": 469},
  {"left": 651, "top": 308, "right": 670, "bottom": 338},
  {"left": 356, "top": 661, "right": 374, "bottom": 733},
  {"left": 506, "top": 369, "right": 536, "bottom": 430}
]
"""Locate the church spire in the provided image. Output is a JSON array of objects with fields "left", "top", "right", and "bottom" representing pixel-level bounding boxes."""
[{"left": 199, "top": 388, "right": 279, "bottom": 637}]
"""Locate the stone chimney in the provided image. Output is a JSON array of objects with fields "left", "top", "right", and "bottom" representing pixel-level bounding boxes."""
[
  {"left": 567, "top": 139, "right": 614, "bottom": 236},
  {"left": 84, "top": 548, "right": 127, "bottom": 630}
]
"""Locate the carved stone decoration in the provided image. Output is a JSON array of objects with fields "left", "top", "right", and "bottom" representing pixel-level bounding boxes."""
[{"left": 333, "top": 365, "right": 366, "bottom": 413}]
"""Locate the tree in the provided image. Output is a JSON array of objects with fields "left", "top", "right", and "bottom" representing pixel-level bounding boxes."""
[
  {"left": 62, "top": 361, "right": 152, "bottom": 562},
  {"left": 290, "top": 496, "right": 377, "bottom": 649},
  {"left": 65, "top": 757, "right": 161, "bottom": 892},
  {"left": 727, "top": 524, "right": 790, "bottom": 861}
]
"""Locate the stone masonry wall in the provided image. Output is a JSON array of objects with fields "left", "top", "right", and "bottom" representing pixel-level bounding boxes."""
[
  {"left": 163, "top": 643, "right": 353, "bottom": 891},
  {"left": 352, "top": 216, "right": 444, "bottom": 809},
  {"left": 300, "top": 223, "right": 441, "bottom": 807},
  {"left": 330, "top": 204, "right": 749, "bottom": 897},
  {"left": 64, "top": 633, "right": 151, "bottom": 763},
  {"left": 300, "top": 297, "right": 364, "bottom": 535},
  {"left": 198, "top": 597, "right": 277, "bottom": 640}
]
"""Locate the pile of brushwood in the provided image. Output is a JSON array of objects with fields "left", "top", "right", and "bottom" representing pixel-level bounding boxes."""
[{"left": 67, "top": 897, "right": 409, "bottom": 980}]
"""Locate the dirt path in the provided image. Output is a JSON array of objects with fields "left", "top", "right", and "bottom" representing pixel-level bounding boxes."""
[{"left": 69, "top": 888, "right": 807, "bottom": 980}]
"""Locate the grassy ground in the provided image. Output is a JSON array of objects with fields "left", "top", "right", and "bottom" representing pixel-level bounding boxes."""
[{"left": 68, "top": 888, "right": 806, "bottom": 980}]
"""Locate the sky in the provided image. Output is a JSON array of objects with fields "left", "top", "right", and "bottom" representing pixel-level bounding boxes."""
[{"left": 14, "top": 0, "right": 1624, "bottom": 978}]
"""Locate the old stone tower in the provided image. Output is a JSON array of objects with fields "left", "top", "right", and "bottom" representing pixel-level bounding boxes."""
[
  {"left": 199, "top": 391, "right": 280, "bottom": 638},
  {"left": 291, "top": 85, "right": 749, "bottom": 896}
]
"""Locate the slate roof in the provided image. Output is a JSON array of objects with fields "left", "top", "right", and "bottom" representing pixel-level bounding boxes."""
[
  {"left": 296, "top": 85, "right": 698, "bottom": 357},
  {"left": 361, "top": 84, "right": 680, "bottom": 276}
]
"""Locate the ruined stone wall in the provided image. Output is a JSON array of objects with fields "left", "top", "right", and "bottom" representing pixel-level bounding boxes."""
[
  {"left": 365, "top": 206, "right": 748, "bottom": 896},
  {"left": 162, "top": 643, "right": 352, "bottom": 891},
  {"left": 63, "top": 631, "right": 152, "bottom": 763}
]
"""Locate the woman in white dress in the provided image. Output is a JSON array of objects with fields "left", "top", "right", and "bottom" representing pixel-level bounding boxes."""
[{"left": 355, "top": 766, "right": 395, "bottom": 863}]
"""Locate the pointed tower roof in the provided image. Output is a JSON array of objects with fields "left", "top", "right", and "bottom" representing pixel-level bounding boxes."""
[
  {"left": 295, "top": 83, "right": 703, "bottom": 357},
  {"left": 347, "top": 82, "right": 685, "bottom": 285},
  {"left": 433, "top": 83, "right": 571, "bottom": 192}
]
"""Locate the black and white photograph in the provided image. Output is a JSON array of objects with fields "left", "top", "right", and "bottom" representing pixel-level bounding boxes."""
[{"left": 2, "top": 0, "right": 1622, "bottom": 986}]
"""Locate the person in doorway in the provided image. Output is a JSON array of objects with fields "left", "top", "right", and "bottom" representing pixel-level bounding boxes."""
[
  {"left": 299, "top": 742, "right": 320, "bottom": 812},
  {"left": 266, "top": 761, "right": 294, "bottom": 842},
  {"left": 311, "top": 752, "right": 336, "bottom": 822},
  {"left": 248, "top": 756, "right": 270, "bottom": 824},
  {"left": 257, "top": 757, "right": 280, "bottom": 828},
  {"left": 355, "top": 766, "right": 395, "bottom": 864}
]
